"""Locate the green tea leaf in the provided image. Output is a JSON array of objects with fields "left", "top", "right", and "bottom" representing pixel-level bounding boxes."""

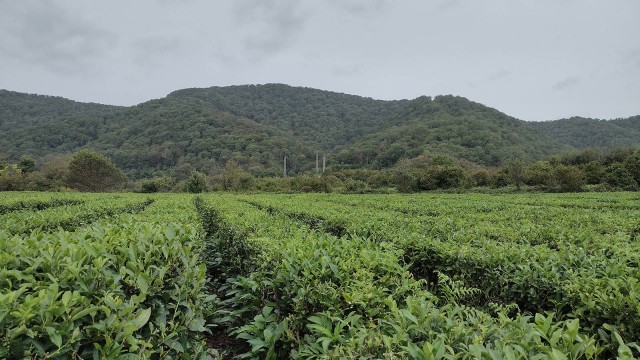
[
  {"left": 131, "top": 308, "right": 152, "bottom": 331},
  {"left": 46, "top": 327, "right": 62, "bottom": 348}
]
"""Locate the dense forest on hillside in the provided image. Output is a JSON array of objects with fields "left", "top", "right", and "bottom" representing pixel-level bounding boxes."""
[
  {"left": 168, "top": 84, "right": 408, "bottom": 150},
  {"left": 0, "top": 90, "right": 118, "bottom": 158},
  {"left": 532, "top": 116, "right": 640, "bottom": 149},
  {"left": 85, "top": 96, "right": 316, "bottom": 179},
  {"left": 0, "top": 90, "right": 118, "bottom": 130},
  {"left": 335, "top": 95, "right": 570, "bottom": 167},
  {"left": 1, "top": 84, "right": 639, "bottom": 186}
]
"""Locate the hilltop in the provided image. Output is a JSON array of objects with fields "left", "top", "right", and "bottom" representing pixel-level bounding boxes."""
[{"left": 1, "top": 84, "right": 638, "bottom": 178}]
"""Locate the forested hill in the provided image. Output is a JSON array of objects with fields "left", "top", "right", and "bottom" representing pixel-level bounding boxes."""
[
  {"left": 1, "top": 84, "right": 638, "bottom": 179},
  {"left": 0, "top": 90, "right": 118, "bottom": 128},
  {"left": 531, "top": 116, "right": 640, "bottom": 150},
  {"left": 334, "top": 95, "right": 570, "bottom": 167},
  {"left": 167, "top": 84, "right": 408, "bottom": 149},
  {"left": 0, "top": 93, "right": 316, "bottom": 179}
]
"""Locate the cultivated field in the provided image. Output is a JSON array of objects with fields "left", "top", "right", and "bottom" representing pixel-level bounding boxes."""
[{"left": 2, "top": 192, "right": 640, "bottom": 358}]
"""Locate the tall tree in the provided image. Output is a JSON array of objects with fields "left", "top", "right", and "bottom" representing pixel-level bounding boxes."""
[
  {"left": 17, "top": 156, "right": 35, "bottom": 173},
  {"left": 66, "top": 150, "right": 126, "bottom": 192},
  {"left": 185, "top": 171, "right": 207, "bottom": 193}
]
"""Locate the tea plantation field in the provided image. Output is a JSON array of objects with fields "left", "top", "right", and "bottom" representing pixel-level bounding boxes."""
[{"left": 2, "top": 192, "right": 640, "bottom": 359}]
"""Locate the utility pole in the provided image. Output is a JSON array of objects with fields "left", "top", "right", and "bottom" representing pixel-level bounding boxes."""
[
  {"left": 316, "top": 152, "right": 319, "bottom": 177},
  {"left": 322, "top": 154, "right": 326, "bottom": 174},
  {"left": 283, "top": 156, "right": 287, "bottom": 177}
]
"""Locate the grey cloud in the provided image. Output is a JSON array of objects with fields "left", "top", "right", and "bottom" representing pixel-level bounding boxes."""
[
  {"left": 154, "top": 0, "right": 193, "bottom": 4},
  {"left": 234, "top": 0, "right": 307, "bottom": 58},
  {"left": 0, "top": 2, "right": 115, "bottom": 75},
  {"left": 436, "top": 0, "right": 460, "bottom": 13},
  {"left": 629, "top": 49, "right": 640, "bottom": 69},
  {"left": 486, "top": 70, "right": 511, "bottom": 82},
  {"left": 331, "top": 0, "right": 388, "bottom": 16},
  {"left": 553, "top": 76, "right": 580, "bottom": 91},
  {"left": 131, "top": 36, "right": 184, "bottom": 67},
  {"left": 331, "top": 63, "right": 363, "bottom": 77}
]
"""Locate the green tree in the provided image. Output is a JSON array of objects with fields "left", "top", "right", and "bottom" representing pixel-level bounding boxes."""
[
  {"left": 623, "top": 149, "right": 640, "bottom": 186},
  {"left": 603, "top": 147, "right": 634, "bottom": 165},
  {"left": 554, "top": 165, "right": 585, "bottom": 192},
  {"left": 0, "top": 164, "right": 23, "bottom": 191},
  {"left": 506, "top": 160, "right": 525, "bottom": 190},
  {"left": 66, "top": 149, "right": 126, "bottom": 192},
  {"left": 581, "top": 161, "right": 606, "bottom": 185},
  {"left": 17, "top": 156, "right": 35, "bottom": 173},
  {"left": 41, "top": 155, "right": 71, "bottom": 190},
  {"left": 493, "top": 168, "right": 512, "bottom": 188},
  {"left": 604, "top": 163, "right": 637, "bottom": 190},
  {"left": 222, "top": 160, "right": 254, "bottom": 191},
  {"left": 392, "top": 171, "right": 418, "bottom": 193},
  {"left": 418, "top": 166, "right": 468, "bottom": 190},
  {"left": 471, "top": 169, "right": 491, "bottom": 187},
  {"left": 185, "top": 171, "right": 207, "bottom": 193},
  {"left": 524, "top": 161, "right": 555, "bottom": 188}
]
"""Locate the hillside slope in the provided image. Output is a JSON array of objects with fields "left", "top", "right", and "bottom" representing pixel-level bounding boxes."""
[
  {"left": 2, "top": 84, "right": 638, "bottom": 178},
  {"left": 0, "top": 90, "right": 118, "bottom": 130},
  {"left": 531, "top": 116, "right": 640, "bottom": 149},
  {"left": 91, "top": 96, "right": 316, "bottom": 178},
  {"left": 168, "top": 84, "right": 408, "bottom": 149},
  {"left": 335, "top": 95, "right": 571, "bottom": 167},
  {"left": 0, "top": 91, "right": 316, "bottom": 178}
]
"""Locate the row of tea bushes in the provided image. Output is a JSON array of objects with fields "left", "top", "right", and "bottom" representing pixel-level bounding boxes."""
[
  {"left": 243, "top": 193, "right": 640, "bottom": 355},
  {"left": 0, "top": 194, "right": 152, "bottom": 235},
  {"left": 0, "top": 196, "right": 83, "bottom": 215},
  {"left": 1, "top": 195, "right": 215, "bottom": 359},
  {"left": 197, "top": 194, "right": 610, "bottom": 359}
]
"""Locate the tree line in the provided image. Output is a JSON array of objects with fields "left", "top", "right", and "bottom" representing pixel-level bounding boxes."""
[{"left": 2, "top": 146, "right": 640, "bottom": 193}]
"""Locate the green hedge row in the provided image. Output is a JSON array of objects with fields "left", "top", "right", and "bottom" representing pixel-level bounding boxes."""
[
  {"left": 1, "top": 195, "right": 215, "bottom": 359},
  {"left": 243, "top": 193, "right": 640, "bottom": 354},
  {"left": 0, "top": 194, "right": 153, "bottom": 235},
  {"left": 197, "top": 194, "right": 611, "bottom": 359}
]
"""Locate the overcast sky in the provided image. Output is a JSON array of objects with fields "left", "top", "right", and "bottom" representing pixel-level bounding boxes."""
[{"left": 1, "top": 0, "right": 638, "bottom": 121}]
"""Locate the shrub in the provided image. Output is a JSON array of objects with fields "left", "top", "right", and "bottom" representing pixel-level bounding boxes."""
[{"left": 185, "top": 172, "right": 208, "bottom": 193}]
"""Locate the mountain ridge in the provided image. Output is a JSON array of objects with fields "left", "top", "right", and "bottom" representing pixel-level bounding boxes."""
[{"left": 1, "top": 84, "right": 638, "bottom": 179}]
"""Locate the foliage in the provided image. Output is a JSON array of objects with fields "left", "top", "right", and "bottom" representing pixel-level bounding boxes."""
[
  {"left": 17, "top": 156, "right": 35, "bottom": 174},
  {"left": 6, "top": 85, "right": 637, "bottom": 183},
  {"left": 532, "top": 116, "right": 640, "bottom": 150},
  {"left": 0, "top": 164, "right": 23, "bottom": 191},
  {"left": 245, "top": 192, "right": 640, "bottom": 354},
  {"left": 185, "top": 171, "right": 208, "bottom": 193},
  {"left": 581, "top": 161, "right": 607, "bottom": 185},
  {"left": 554, "top": 165, "right": 585, "bottom": 192},
  {"left": 169, "top": 84, "right": 407, "bottom": 151},
  {"left": 2, "top": 86, "right": 640, "bottom": 193},
  {"left": 4, "top": 191, "right": 640, "bottom": 358},
  {"left": 604, "top": 163, "right": 638, "bottom": 190},
  {"left": 335, "top": 95, "right": 571, "bottom": 168},
  {"left": 0, "top": 194, "right": 216, "bottom": 359},
  {"left": 418, "top": 165, "right": 469, "bottom": 190},
  {"left": 0, "top": 194, "right": 151, "bottom": 235},
  {"left": 192, "top": 193, "right": 640, "bottom": 358},
  {"left": 506, "top": 159, "right": 526, "bottom": 189},
  {"left": 66, "top": 149, "right": 127, "bottom": 192},
  {"left": 0, "top": 196, "right": 82, "bottom": 215},
  {"left": 525, "top": 161, "right": 555, "bottom": 188},
  {"left": 623, "top": 149, "right": 640, "bottom": 185},
  {"left": 220, "top": 160, "right": 254, "bottom": 191},
  {"left": 139, "top": 176, "right": 174, "bottom": 193},
  {"left": 289, "top": 174, "right": 332, "bottom": 193}
]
